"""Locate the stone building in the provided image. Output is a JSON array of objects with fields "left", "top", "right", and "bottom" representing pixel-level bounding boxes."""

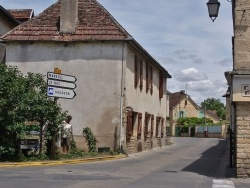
[
  {"left": 169, "top": 90, "right": 221, "bottom": 136},
  {"left": 0, "top": 0, "right": 171, "bottom": 154},
  {"left": 225, "top": 0, "right": 250, "bottom": 178}
]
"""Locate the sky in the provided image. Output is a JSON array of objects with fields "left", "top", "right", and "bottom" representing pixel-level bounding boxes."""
[{"left": 0, "top": 0, "right": 234, "bottom": 105}]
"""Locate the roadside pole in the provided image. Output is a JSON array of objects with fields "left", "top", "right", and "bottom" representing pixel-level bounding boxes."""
[{"left": 46, "top": 68, "right": 77, "bottom": 156}]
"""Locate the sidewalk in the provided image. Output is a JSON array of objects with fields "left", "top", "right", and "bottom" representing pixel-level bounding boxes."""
[{"left": 0, "top": 154, "right": 127, "bottom": 168}]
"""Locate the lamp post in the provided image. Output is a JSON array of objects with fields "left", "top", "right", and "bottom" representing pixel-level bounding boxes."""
[
  {"left": 207, "top": 0, "right": 221, "bottom": 22},
  {"left": 204, "top": 100, "right": 208, "bottom": 138}
]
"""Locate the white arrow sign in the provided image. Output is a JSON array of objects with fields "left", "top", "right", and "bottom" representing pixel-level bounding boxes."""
[
  {"left": 47, "top": 79, "right": 76, "bottom": 89},
  {"left": 47, "top": 72, "right": 77, "bottom": 83},
  {"left": 47, "top": 86, "right": 76, "bottom": 99}
]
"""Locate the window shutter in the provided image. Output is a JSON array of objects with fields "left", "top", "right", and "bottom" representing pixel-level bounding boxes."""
[
  {"left": 159, "top": 73, "right": 163, "bottom": 98},
  {"left": 127, "top": 111, "right": 133, "bottom": 138},
  {"left": 161, "top": 118, "right": 164, "bottom": 138},
  {"left": 156, "top": 116, "right": 160, "bottom": 137},
  {"left": 151, "top": 115, "right": 154, "bottom": 137},
  {"left": 134, "top": 55, "right": 138, "bottom": 88},
  {"left": 140, "top": 60, "right": 143, "bottom": 91},
  {"left": 146, "top": 63, "right": 149, "bottom": 93},
  {"left": 138, "top": 113, "right": 142, "bottom": 139},
  {"left": 144, "top": 113, "right": 150, "bottom": 138},
  {"left": 150, "top": 66, "right": 153, "bottom": 95}
]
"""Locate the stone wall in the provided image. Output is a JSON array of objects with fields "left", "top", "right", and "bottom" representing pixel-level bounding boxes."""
[
  {"left": 236, "top": 103, "right": 250, "bottom": 178},
  {"left": 233, "top": 0, "right": 250, "bottom": 178}
]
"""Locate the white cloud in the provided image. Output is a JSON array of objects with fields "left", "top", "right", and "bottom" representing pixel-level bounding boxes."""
[{"left": 175, "top": 68, "right": 208, "bottom": 82}]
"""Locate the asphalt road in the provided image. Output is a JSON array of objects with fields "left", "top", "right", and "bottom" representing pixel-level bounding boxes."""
[{"left": 0, "top": 137, "right": 249, "bottom": 188}]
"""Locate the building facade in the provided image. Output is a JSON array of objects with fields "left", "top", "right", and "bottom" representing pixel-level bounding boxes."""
[
  {"left": 0, "top": 0, "right": 171, "bottom": 154},
  {"left": 169, "top": 90, "right": 221, "bottom": 137},
  {"left": 225, "top": 0, "right": 250, "bottom": 178}
]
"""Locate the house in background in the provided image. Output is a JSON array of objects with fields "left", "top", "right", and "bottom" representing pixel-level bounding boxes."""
[
  {"left": 0, "top": 5, "right": 19, "bottom": 36},
  {"left": 169, "top": 90, "right": 221, "bottom": 136},
  {"left": 7, "top": 9, "right": 34, "bottom": 23},
  {"left": 0, "top": 0, "right": 171, "bottom": 154}
]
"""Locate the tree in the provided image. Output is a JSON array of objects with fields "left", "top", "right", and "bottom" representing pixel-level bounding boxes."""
[
  {"left": 0, "top": 65, "right": 27, "bottom": 160},
  {"left": 0, "top": 64, "right": 66, "bottom": 160},
  {"left": 176, "top": 117, "right": 213, "bottom": 127},
  {"left": 201, "top": 98, "right": 226, "bottom": 120}
]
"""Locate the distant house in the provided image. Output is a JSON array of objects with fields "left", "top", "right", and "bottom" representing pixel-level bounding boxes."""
[
  {"left": 169, "top": 90, "right": 221, "bottom": 136},
  {"left": 7, "top": 9, "right": 34, "bottom": 23},
  {"left": 0, "top": 0, "right": 171, "bottom": 154},
  {"left": 0, "top": 5, "right": 19, "bottom": 36}
]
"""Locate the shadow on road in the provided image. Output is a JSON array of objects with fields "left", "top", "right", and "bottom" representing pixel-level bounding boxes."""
[{"left": 181, "top": 139, "right": 236, "bottom": 178}]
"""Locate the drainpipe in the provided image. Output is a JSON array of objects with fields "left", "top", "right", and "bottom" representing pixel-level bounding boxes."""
[{"left": 119, "top": 42, "right": 125, "bottom": 152}]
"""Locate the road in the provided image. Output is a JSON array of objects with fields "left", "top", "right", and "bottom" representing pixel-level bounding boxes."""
[{"left": 0, "top": 137, "right": 249, "bottom": 188}]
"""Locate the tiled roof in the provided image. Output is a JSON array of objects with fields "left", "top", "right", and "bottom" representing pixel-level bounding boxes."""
[
  {"left": 7, "top": 9, "right": 34, "bottom": 22},
  {"left": 169, "top": 91, "right": 186, "bottom": 109},
  {"left": 1, "top": 0, "right": 131, "bottom": 41},
  {"left": 0, "top": 5, "right": 20, "bottom": 25}
]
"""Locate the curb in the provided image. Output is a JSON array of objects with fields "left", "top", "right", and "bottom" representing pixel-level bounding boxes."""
[{"left": 0, "top": 154, "right": 127, "bottom": 168}]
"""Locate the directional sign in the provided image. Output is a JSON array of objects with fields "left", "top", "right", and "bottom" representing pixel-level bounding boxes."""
[
  {"left": 47, "top": 72, "right": 77, "bottom": 83},
  {"left": 47, "top": 86, "right": 76, "bottom": 99},
  {"left": 47, "top": 79, "right": 76, "bottom": 89}
]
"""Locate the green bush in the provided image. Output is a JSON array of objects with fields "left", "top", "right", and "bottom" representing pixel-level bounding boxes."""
[{"left": 83, "top": 127, "right": 97, "bottom": 152}]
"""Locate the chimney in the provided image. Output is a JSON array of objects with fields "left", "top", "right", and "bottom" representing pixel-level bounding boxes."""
[{"left": 60, "top": 0, "right": 78, "bottom": 33}]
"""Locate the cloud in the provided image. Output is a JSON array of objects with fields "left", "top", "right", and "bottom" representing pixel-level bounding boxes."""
[
  {"left": 216, "top": 58, "right": 233, "bottom": 67},
  {"left": 175, "top": 68, "right": 207, "bottom": 82}
]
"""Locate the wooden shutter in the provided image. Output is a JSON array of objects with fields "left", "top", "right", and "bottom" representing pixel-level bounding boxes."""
[
  {"left": 161, "top": 118, "right": 164, "bottom": 138},
  {"left": 137, "top": 113, "right": 142, "bottom": 139},
  {"left": 151, "top": 115, "right": 154, "bottom": 137},
  {"left": 134, "top": 55, "right": 138, "bottom": 88},
  {"left": 144, "top": 113, "right": 150, "bottom": 138},
  {"left": 150, "top": 66, "right": 153, "bottom": 95},
  {"left": 127, "top": 111, "right": 133, "bottom": 138},
  {"left": 146, "top": 63, "right": 149, "bottom": 93},
  {"left": 156, "top": 117, "right": 160, "bottom": 138},
  {"left": 159, "top": 73, "right": 163, "bottom": 98},
  {"left": 140, "top": 60, "right": 143, "bottom": 91}
]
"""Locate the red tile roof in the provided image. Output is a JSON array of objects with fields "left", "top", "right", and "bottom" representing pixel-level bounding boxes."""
[
  {"left": 1, "top": 0, "right": 131, "bottom": 41},
  {"left": 169, "top": 91, "right": 187, "bottom": 109},
  {"left": 7, "top": 9, "right": 34, "bottom": 22},
  {"left": 0, "top": 5, "right": 20, "bottom": 26}
]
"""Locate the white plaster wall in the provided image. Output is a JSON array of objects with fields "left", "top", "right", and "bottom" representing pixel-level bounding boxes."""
[
  {"left": 125, "top": 45, "right": 167, "bottom": 133},
  {"left": 0, "top": 14, "right": 16, "bottom": 36},
  {"left": 6, "top": 41, "right": 124, "bottom": 149}
]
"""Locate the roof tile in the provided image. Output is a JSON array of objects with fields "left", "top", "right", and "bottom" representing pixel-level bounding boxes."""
[{"left": 2, "top": 0, "right": 131, "bottom": 41}]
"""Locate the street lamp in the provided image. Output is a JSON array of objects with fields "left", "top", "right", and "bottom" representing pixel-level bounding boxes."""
[{"left": 207, "top": 0, "right": 221, "bottom": 22}]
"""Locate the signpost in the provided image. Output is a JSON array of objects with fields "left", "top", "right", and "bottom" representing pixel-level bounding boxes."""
[
  {"left": 47, "top": 79, "right": 76, "bottom": 89},
  {"left": 46, "top": 69, "right": 77, "bottom": 99},
  {"left": 47, "top": 72, "right": 77, "bottom": 82},
  {"left": 47, "top": 86, "right": 76, "bottom": 99}
]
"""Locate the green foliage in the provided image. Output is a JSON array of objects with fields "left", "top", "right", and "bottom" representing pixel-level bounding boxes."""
[
  {"left": 0, "top": 64, "right": 66, "bottom": 161},
  {"left": 177, "top": 117, "right": 214, "bottom": 126},
  {"left": 201, "top": 98, "right": 226, "bottom": 120},
  {"left": 83, "top": 127, "right": 97, "bottom": 152}
]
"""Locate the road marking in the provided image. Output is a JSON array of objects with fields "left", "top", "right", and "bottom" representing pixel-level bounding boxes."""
[{"left": 212, "top": 179, "right": 235, "bottom": 188}]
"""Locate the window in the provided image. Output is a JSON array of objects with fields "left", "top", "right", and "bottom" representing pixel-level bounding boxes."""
[
  {"left": 140, "top": 60, "right": 143, "bottom": 91},
  {"left": 159, "top": 72, "right": 164, "bottom": 98},
  {"left": 156, "top": 117, "right": 161, "bottom": 138},
  {"left": 198, "top": 111, "right": 204, "bottom": 118},
  {"left": 150, "top": 66, "right": 153, "bottom": 95},
  {"left": 137, "top": 113, "right": 142, "bottom": 139},
  {"left": 151, "top": 115, "right": 154, "bottom": 137},
  {"left": 144, "top": 113, "right": 150, "bottom": 139},
  {"left": 126, "top": 111, "right": 133, "bottom": 139},
  {"left": 178, "top": 111, "right": 186, "bottom": 118},
  {"left": 134, "top": 55, "right": 139, "bottom": 88},
  {"left": 146, "top": 63, "right": 149, "bottom": 93},
  {"left": 161, "top": 118, "right": 165, "bottom": 138}
]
